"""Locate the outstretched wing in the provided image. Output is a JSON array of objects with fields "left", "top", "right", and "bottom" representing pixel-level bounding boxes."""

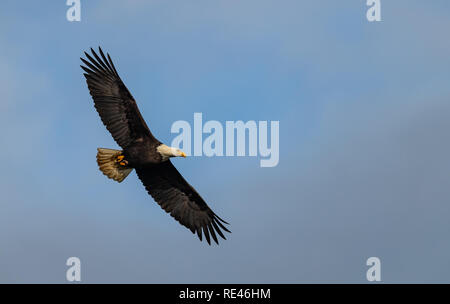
[
  {"left": 136, "top": 161, "right": 230, "bottom": 245},
  {"left": 81, "top": 47, "right": 159, "bottom": 148}
]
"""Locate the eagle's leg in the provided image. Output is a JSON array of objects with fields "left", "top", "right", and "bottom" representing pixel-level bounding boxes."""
[{"left": 115, "top": 154, "right": 128, "bottom": 166}]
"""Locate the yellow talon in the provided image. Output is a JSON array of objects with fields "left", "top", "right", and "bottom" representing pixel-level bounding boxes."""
[
  {"left": 117, "top": 155, "right": 125, "bottom": 162},
  {"left": 119, "top": 161, "right": 128, "bottom": 166}
]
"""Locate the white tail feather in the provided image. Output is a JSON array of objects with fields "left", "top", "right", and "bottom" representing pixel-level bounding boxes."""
[{"left": 96, "top": 148, "right": 133, "bottom": 183}]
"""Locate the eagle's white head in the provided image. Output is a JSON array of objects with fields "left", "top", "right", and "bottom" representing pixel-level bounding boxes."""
[{"left": 157, "top": 144, "right": 187, "bottom": 161}]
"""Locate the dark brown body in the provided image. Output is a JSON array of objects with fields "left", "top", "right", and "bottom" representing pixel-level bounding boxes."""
[{"left": 123, "top": 140, "right": 162, "bottom": 168}]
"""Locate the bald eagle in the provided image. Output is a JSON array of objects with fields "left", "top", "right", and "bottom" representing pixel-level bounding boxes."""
[{"left": 80, "top": 47, "right": 230, "bottom": 245}]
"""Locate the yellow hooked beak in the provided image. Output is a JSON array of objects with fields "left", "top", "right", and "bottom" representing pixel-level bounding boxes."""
[{"left": 180, "top": 152, "right": 187, "bottom": 158}]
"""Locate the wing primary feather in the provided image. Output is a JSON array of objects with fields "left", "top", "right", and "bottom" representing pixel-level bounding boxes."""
[
  {"left": 80, "top": 66, "right": 103, "bottom": 81},
  {"left": 90, "top": 48, "right": 111, "bottom": 72},
  {"left": 197, "top": 228, "right": 203, "bottom": 241},
  {"left": 214, "top": 215, "right": 231, "bottom": 233},
  {"left": 208, "top": 222, "right": 219, "bottom": 244},
  {"left": 107, "top": 53, "right": 119, "bottom": 77},
  {"left": 80, "top": 58, "right": 108, "bottom": 77},
  {"left": 212, "top": 220, "right": 226, "bottom": 240},
  {"left": 84, "top": 51, "right": 108, "bottom": 74},
  {"left": 213, "top": 212, "right": 229, "bottom": 225},
  {"left": 80, "top": 65, "right": 93, "bottom": 75},
  {"left": 98, "top": 47, "right": 115, "bottom": 73},
  {"left": 203, "top": 225, "right": 211, "bottom": 245}
]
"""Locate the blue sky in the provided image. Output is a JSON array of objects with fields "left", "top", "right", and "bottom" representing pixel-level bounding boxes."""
[{"left": 0, "top": 0, "right": 449, "bottom": 283}]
